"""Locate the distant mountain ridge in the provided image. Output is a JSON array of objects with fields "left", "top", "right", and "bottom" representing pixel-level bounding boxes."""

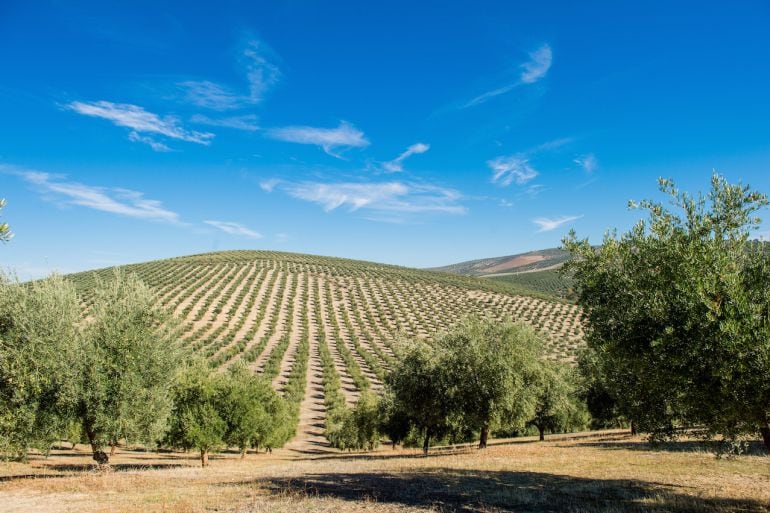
[{"left": 430, "top": 248, "right": 571, "bottom": 277}]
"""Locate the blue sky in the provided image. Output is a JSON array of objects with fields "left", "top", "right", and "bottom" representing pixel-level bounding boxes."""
[{"left": 1, "top": 1, "right": 770, "bottom": 278}]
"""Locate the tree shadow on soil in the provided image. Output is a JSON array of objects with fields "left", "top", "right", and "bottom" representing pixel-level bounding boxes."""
[
  {"left": 575, "top": 439, "right": 767, "bottom": 455},
  {"left": 253, "top": 469, "right": 767, "bottom": 513}
]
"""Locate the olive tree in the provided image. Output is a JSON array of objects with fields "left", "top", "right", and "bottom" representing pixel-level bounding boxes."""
[
  {"left": 165, "top": 361, "right": 226, "bottom": 467},
  {"left": 218, "top": 362, "right": 285, "bottom": 458},
  {"left": 438, "top": 319, "right": 543, "bottom": 448},
  {"left": 76, "top": 269, "right": 179, "bottom": 464},
  {"left": 0, "top": 273, "right": 80, "bottom": 459},
  {"left": 564, "top": 174, "right": 770, "bottom": 452},
  {"left": 385, "top": 340, "right": 452, "bottom": 454},
  {"left": 529, "top": 361, "right": 587, "bottom": 441}
]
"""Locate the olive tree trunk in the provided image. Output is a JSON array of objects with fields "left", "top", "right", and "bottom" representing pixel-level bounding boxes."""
[
  {"left": 478, "top": 423, "right": 489, "bottom": 449},
  {"left": 200, "top": 449, "right": 209, "bottom": 467},
  {"left": 760, "top": 422, "right": 770, "bottom": 455}
]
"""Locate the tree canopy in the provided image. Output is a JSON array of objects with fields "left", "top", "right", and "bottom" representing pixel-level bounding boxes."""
[
  {"left": 564, "top": 174, "right": 770, "bottom": 452},
  {"left": 0, "top": 273, "right": 81, "bottom": 459},
  {"left": 76, "top": 270, "right": 180, "bottom": 464},
  {"left": 384, "top": 318, "right": 556, "bottom": 453}
]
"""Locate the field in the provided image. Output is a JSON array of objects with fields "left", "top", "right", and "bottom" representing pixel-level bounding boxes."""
[
  {"left": 486, "top": 269, "right": 575, "bottom": 300},
  {"left": 2, "top": 431, "right": 769, "bottom": 513},
  {"left": 65, "top": 250, "right": 584, "bottom": 452},
  {"left": 430, "top": 248, "right": 571, "bottom": 277}
]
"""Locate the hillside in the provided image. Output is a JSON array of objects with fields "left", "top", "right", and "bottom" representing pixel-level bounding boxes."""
[
  {"left": 431, "top": 248, "right": 575, "bottom": 299},
  {"left": 430, "top": 248, "right": 571, "bottom": 276},
  {"left": 66, "top": 250, "right": 584, "bottom": 450}
]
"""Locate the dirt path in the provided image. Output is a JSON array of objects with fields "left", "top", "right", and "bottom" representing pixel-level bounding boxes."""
[{"left": 283, "top": 274, "right": 332, "bottom": 454}]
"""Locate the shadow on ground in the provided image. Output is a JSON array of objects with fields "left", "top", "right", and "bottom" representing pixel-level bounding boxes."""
[
  {"left": 251, "top": 469, "right": 767, "bottom": 513},
  {"left": 574, "top": 439, "right": 767, "bottom": 455}
]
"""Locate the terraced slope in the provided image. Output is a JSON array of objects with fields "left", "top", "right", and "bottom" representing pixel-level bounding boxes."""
[{"left": 67, "top": 250, "right": 584, "bottom": 452}]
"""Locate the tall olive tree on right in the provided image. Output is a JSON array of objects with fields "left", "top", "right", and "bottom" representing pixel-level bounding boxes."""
[{"left": 563, "top": 174, "right": 770, "bottom": 451}]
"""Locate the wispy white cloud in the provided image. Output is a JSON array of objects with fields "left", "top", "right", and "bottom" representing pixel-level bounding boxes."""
[
  {"left": 487, "top": 155, "right": 538, "bottom": 186},
  {"left": 204, "top": 220, "right": 262, "bottom": 238},
  {"left": 520, "top": 44, "right": 553, "bottom": 84},
  {"left": 266, "top": 121, "right": 369, "bottom": 158},
  {"left": 7, "top": 167, "right": 181, "bottom": 223},
  {"left": 259, "top": 178, "right": 280, "bottom": 192},
  {"left": 127, "top": 131, "right": 171, "bottom": 152},
  {"left": 179, "top": 39, "right": 280, "bottom": 111},
  {"left": 191, "top": 114, "right": 259, "bottom": 131},
  {"left": 243, "top": 39, "right": 281, "bottom": 103},
  {"left": 532, "top": 215, "right": 582, "bottom": 232},
  {"left": 574, "top": 153, "right": 598, "bottom": 173},
  {"left": 383, "top": 142, "right": 430, "bottom": 173},
  {"left": 178, "top": 81, "right": 244, "bottom": 111},
  {"left": 264, "top": 179, "right": 465, "bottom": 219},
  {"left": 464, "top": 43, "right": 552, "bottom": 107},
  {"left": 66, "top": 100, "right": 214, "bottom": 146}
]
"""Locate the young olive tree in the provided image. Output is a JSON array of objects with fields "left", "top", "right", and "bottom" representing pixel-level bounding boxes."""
[
  {"left": 564, "top": 174, "right": 770, "bottom": 452},
  {"left": 218, "top": 362, "right": 285, "bottom": 458},
  {"left": 529, "top": 361, "right": 587, "bottom": 441},
  {"left": 165, "top": 361, "right": 226, "bottom": 467},
  {"left": 76, "top": 269, "right": 179, "bottom": 464},
  {"left": 0, "top": 273, "right": 80, "bottom": 459},
  {"left": 438, "top": 319, "right": 543, "bottom": 448},
  {"left": 385, "top": 340, "right": 452, "bottom": 454}
]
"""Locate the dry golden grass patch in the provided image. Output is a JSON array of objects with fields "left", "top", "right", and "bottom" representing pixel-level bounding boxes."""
[{"left": 2, "top": 433, "right": 769, "bottom": 513}]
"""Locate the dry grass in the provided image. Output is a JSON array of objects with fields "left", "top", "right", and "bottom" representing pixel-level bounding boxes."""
[{"left": 2, "top": 431, "right": 769, "bottom": 513}]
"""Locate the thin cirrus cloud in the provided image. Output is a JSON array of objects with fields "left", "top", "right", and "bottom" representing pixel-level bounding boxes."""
[
  {"left": 382, "top": 142, "right": 430, "bottom": 173},
  {"left": 6, "top": 166, "right": 181, "bottom": 224},
  {"left": 262, "top": 179, "right": 466, "bottom": 218},
  {"left": 66, "top": 100, "right": 214, "bottom": 150},
  {"left": 179, "top": 39, "right": 280, "bottom": 111},
  {"left": 191, "top": 114, "right": 259, "bottom": 132},
  {"left": 487, "top": 155, "right": 538, "bottom": 186},
  {"left": 266, "top": 121, "right": 369, "bottom": 158},
  {"left": 204, "top": 220, "right": 262, "bottom": 239},
  {"left": 574, "top": 153, "right": 598, "bottom": 173},
  {"left": 532, "top": 215, "right": 583, "bottom": 233},
  {"left": 464, "top": 43, "right": 553, "bottom": 108}
]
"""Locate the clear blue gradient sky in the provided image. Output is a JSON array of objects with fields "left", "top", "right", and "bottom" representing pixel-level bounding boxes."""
[{"left": 1, "top": 1, "right": 769, "bottom": 279}]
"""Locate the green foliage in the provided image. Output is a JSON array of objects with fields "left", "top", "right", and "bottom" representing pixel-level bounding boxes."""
[
  {"left": 563, "top": 173, "right": 770, "bottom": 450},
  {"left": 378, "top": 390, "right": 411, "bottom": 448},
  {"left": 576, "top": 347, "right": 627, "bottom": 429},
  {"left": 165, "top": 361, "right": 226, "bottom": 466},
  {"left": 436, "top": 318, "right": 544, "bottom": 448},
  {"left": 328, "top": 392, "right": 381, "bottom": 451},
  {"left": 218, "top": 362, "right": 287, "bottom": 455},
  {"left": 76, "top": 269, "right": 180, "bottom": 464},
  {"left": 0, "top": 198, "right": 11, "bottom": 243},
  {"left": 529, "top": 361, "right": 588, "bottom": 440},
  {"left": 385, "top": 339, "right": 453, "bottom": 453},
  {"left": 0, "top": 273, "right": 81, "bottom": 459},
  {"left": 488, "top": 269, "right": 575, "bottom": 301}
]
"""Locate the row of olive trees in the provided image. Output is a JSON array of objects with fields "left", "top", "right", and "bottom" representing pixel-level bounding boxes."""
[
  {"left": 0, "top": 270, "right": 289, "bottom": 466},
  {"left": 328, "top": 319, "right": 587, "bottom": 454},
  {"left": 564, "top": 174, "right": 770, "bottom": 453}
]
